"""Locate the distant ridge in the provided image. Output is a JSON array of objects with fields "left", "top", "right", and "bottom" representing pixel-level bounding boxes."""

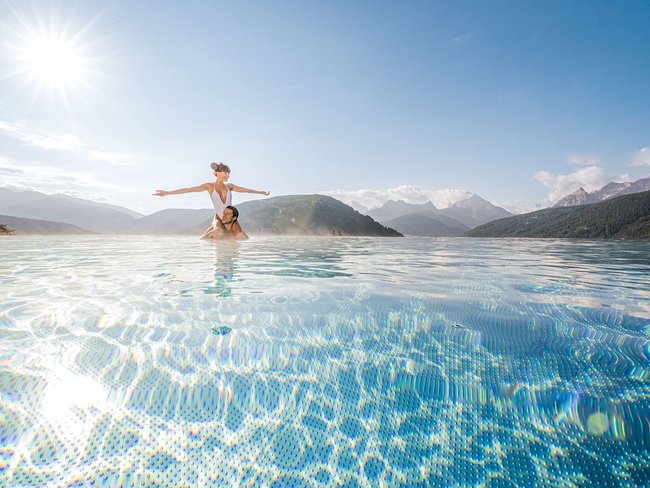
[
  {"left": 367, "top": 200, "right": 440, "bottom": 222},
  {"left": 553, "top": 187, "right": 598, "bottom": 207},
  {"left": 442, "top": 194, "right": 512, "bottom": 227},
  {"left": 554, "top": 177, "right": 650, "bottom": 207},
  {"left": 128, "top": 208, "right": 215, "bottom": 235},
  {"left": 467, "top": 190, "right": 650, "bottom": 239},
  {"left": 0, "top": 188, "right": 139, "bottom": 233},
  {"left": 0, "top": 214, "right": 96, "bottom": 235},
  {"left": 382, "top": 213, "right": 467, "bottom": 237},
  {"left": 364, "top": 197, "right": 509, "bottom": 235}
]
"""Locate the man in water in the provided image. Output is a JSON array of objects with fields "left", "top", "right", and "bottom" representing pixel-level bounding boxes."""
[
  {"left": 202, "top": 205, "right": 248, "bottom": 240},
  {"left": 154, "top": 161, "right": 268, "bottom": 239}
]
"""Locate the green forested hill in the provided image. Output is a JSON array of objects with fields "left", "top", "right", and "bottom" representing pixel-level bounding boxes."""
[
  {"left": 466, "top": 190, "right": 650, "bottom": 238},
  {"left": 237, "top": 195, "right": 402, "bottom": 236},
  {"left": 185, "top": 195, "right": 403, "bottom": 236}
]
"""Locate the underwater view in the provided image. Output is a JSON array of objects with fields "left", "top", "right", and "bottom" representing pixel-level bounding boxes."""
[{"left": 1, "top": 236, "right": 649, "bottom": 487}]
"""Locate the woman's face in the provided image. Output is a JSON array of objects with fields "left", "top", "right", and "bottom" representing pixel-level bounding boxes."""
[{"left": 215, "top": 170, "right": 230, "bottom": 181}]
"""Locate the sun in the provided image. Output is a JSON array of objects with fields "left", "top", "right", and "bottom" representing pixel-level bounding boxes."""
[
  {"left": 20, "top": 33, "right": 86, "bottom": 89},
  {"left": 2, "top": 2, "right": 102, "bottom": 106}
]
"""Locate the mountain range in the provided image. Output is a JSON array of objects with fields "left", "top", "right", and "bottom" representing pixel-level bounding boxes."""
[
  {"left": 364, "top": 195, "right": 512, "bottom": 236},
  {"left": 3, "top": 181, "right": 649, "bottom": 238},
  {"left": 554, "top": 177, "right": 650, "bottom": 207},
  {"left": 0, "top": 188, "right": 141, "bottom": 233},
  {"left": 468, "top": 190, "right": 650, "bottom": 239},
  {"left": 0, "top": 188, "right": 400, "bottom": 237}
]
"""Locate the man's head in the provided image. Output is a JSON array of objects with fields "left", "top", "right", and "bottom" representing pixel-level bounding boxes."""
[{"left": 222, "top": 205, "right": 239, "bottom": 224}]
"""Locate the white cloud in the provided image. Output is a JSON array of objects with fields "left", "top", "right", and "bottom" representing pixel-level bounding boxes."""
[
  {"left": 617, "top": 173, "right": 633, "bottom": 183},
  {"left": 568, "top": 154, "right": 600, "bottom": 166},
  {"left": 533, "top": 165, "right": 609, "bottom": 204},
  {"left": 0, "top": 121, "right": 20, "bottom": 133},
  {"left": 631, "top": 147, "right": 650, "bottom": 167},
  {"left": 321, "top": 185, "right": 473, "bottom": 210}
]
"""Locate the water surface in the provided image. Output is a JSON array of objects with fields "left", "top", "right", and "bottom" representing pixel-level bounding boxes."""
[{"left": 1, "top": 236, "right": 649, "bottom": 486}]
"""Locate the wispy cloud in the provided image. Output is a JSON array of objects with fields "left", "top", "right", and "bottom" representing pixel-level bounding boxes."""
[
  {"left": 567, "top": 153, "right": 600, "bottom": 166},
  {"left": 0, "top": 121, "right": 19, "bottom": 133},
  {"left": 533, "top": 165, "right": 609, "bottom": 204},
  {"left": 87, "top": 150, "right": 134, "bottom": 166},
  {"left": 0, "top": 156, "right": 133, "bottom": 197},
  {"left": 631, "top": 146, "right": 650, "bottom": 167},
  {"left": 0, "top": 121, "right": 83, "bottom": 151},
  {"left": 452, "top": 33, "right": 474, "bottom": 44},
  {"left": 0, "top": 119, "right": 136, "bottom": 166},
  {"left": 0, "top": 156, "right": 24, "bottom": 175},
  {"left": 321, "top": 185, "right": 473, "bottom": 210}
]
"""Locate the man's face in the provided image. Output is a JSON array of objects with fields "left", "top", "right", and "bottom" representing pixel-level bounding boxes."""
[{"left": 222, "top": 208, "right": 235, "bottom": 224}]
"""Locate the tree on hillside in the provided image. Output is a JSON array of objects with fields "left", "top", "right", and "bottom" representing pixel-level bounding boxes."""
[{"left": 0, "top": 224, "right": 14, "bottom": 235}]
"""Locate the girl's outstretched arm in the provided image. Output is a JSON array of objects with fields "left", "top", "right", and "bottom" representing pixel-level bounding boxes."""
[
  {"left": 228, "top": 183, "right": 270, "bottom": 196},
  {"left": 153, "top": 183, "right": 210, "bottom": 196}
]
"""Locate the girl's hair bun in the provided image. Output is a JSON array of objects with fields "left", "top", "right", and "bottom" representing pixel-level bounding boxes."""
[{"left": 210, "top": 162, "right": 231, "bottom": 173}]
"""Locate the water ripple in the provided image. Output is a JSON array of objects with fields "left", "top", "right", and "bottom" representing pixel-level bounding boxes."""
[{"left": 0, "top": 236, "right": 649, "bottom": 486}]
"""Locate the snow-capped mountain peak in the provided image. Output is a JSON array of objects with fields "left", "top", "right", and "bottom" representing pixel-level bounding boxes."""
[
  {"left": 321, "top": 186, "right": 473, "bottom": 211},
  {"left": 554, "top": 177, "right": 650, "bottom": 207}
]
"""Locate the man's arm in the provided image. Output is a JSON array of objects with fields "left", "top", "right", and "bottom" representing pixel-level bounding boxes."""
[{"left": 230, "top": 221, "right": 249, "bottom": 240}]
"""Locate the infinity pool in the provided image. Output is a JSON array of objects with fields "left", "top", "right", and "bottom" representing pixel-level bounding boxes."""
[{"left": 1, "top": 236, "right": 649, "bottom": 487}]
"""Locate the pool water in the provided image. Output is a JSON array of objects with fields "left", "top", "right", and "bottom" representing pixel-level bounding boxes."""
[{"left": 1, "top": 236, "right": 649, "bottom": 487}]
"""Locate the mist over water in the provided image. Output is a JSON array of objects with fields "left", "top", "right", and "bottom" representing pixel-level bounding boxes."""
[{"left": 1, "top": 236, "right": 649, "bottom": 486}]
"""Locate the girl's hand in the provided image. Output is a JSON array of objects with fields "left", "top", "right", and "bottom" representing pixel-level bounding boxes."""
[
  {"left": 262, "top": 190, "right": 270, "bottom": 196},
  {"left": 153, "top": 190, "right": 167, "bottom": 196}
]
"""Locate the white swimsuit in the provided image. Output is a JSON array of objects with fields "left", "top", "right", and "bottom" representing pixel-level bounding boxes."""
[{"left": 210, "top": 184, "right": 232, "bottom": 224}]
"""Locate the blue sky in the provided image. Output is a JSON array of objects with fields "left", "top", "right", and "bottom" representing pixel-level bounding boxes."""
[{"left": 1, "top": 0, "right": 649, "bottom": 214}]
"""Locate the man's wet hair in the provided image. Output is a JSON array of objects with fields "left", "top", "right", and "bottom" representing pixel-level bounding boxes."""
[{"left": 226, "top": 205, "right": 239, "bottom": 219}]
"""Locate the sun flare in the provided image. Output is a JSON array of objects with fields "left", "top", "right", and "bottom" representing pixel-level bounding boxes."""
[
  {"left": 2, "top": 3, "right": 104, "bottom": 106},
  {"left": 20, "top": 34, "right": 85, "bottom": 88}
]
